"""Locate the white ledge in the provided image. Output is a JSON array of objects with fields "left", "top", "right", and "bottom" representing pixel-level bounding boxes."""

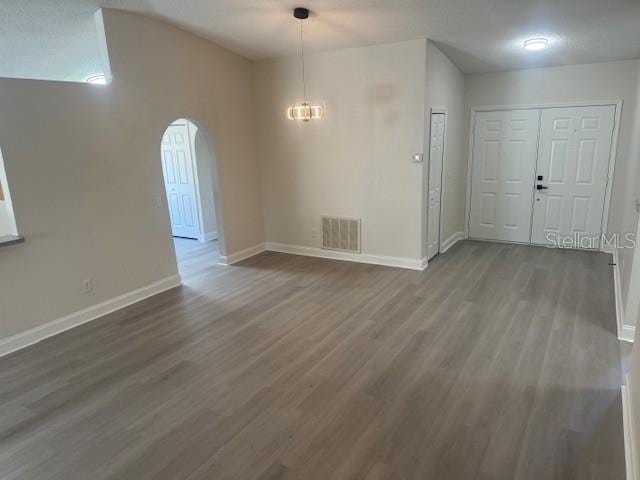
[{"left": 0, "top": 235, "right": 25, "bottom": 248}]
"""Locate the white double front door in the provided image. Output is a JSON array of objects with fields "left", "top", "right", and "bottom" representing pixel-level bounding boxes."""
[{"left": 469, "top": 105, "right": 615, "bottom": 248}]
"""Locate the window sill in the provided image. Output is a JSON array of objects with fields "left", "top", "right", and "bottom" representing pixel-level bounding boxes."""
[{"left": 0, "top": 235, "right": 25, "bottom": 249}]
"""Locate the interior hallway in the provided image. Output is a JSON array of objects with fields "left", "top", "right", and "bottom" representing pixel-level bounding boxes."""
[{"left": 0, "top": 241, "right": 627, "bottom": 479}]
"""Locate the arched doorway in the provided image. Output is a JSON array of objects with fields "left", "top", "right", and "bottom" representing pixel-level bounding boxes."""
[{"left": 159, "top": 118, "right": 225, "bottom": 271}]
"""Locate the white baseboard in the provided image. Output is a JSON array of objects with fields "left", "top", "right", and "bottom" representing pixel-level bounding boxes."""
[
  {"left": 0, "top": 274, "right": 182, "bottom": 358},
  {"left": 265, "top": 242, "right": 426, "bottom": 271},
  {"left": 440, "top": 231, "right": 465, "bottom": 253},
  {"left": 420, "top": 256, "right": 429, "bottom": 270},
  {"left": 609, "top": 248, "right": 636, "bottom": 343},
  {"left": 198, "top": 230, "right": 218, "bottom": 242},
  {"left": 218, "top": 243, "right": 266, "bottom": 266},
  {"left": 621, "top": 323, "right": 636, "bottom": 343},
  {"left": 216, "top": 241, "right": 426, "bottom": 271},
  {"left": 623, "top": 375, "right": 638, "bottom": 480}
]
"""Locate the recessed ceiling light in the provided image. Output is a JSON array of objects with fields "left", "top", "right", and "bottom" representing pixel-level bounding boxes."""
[
  {"left": 523, "top": 38, "right": 548, "bottom": 51},
  {"left": 86, "top": 74, "right": 106, "bottom": 85}
]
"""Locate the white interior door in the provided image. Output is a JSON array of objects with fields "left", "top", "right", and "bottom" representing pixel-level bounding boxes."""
[
  {"left": 161, "top": 123, "right": 201, "bottom": 239},
  {"left": 469, "top": 109, "right": 540, "bottom": 243},
  {"left": 531, "top": 105, "right": 615, "bottom": 248},
  {"left": 427, "top": 112, "right": 445, "bottom": 260}
]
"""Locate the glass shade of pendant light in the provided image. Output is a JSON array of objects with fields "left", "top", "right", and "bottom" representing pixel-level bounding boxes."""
[
  {"left": 287, "top": 102, "right": 323, "bottom": 121},
  {"left": 287, "top": 7, "right": 323, "bottom": 122}
]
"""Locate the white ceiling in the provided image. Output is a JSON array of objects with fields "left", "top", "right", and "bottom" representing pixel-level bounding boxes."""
[{"left": 2, "top": 0, "right": 640, "bottom": 81}]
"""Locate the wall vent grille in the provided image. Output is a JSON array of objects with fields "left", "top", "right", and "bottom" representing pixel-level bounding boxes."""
[{"left": 321, "top": 216, "right": 361, "bottom": 253}]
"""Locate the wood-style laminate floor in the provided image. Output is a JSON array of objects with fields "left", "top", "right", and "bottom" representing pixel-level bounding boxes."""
[{"left": 0, "top": 239, "right": 627, "bottom": 479}]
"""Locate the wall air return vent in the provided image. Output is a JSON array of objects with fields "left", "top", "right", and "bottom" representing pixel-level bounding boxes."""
[{"left": 321, "top": 216, "right": 361, "bottom": 253}]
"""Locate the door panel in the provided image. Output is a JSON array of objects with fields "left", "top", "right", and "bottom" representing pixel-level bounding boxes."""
[
  {"left": 427, "top": 113, "right": 445, "bottom": 260},
  {"left": 531, "top": 106, "right": 615, "bottom": 248},
  {"left": 469, "top": 109, "right": 539, "bottom": 243},
  {"left": 161, "top": 123, "right": 201, "bottom": 239}
]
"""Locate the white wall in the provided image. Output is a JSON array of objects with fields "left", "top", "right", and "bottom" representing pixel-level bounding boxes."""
[
  {"left": 424, "top": 41, "right": 466, "bottom": 254},
  {"left": 0, "top": 9, "right": 264, "bottom": 342},
  {"left": 254, "top": 40, "right": 427, "bottom": 261},
  {"left": 597, "top": 60, "right": 640, "bottom": 475},
  {"left": 617, "top": 61, "right": 640, "bottom": 331},
  {"left": 600, "top": 63, "right": 640, "bottom": 474},
  {"left": 193, "top": 126, "right": 218, "bottom": 240}
]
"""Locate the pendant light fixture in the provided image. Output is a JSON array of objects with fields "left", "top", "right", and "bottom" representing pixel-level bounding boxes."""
[{"left": 287, "top": 7, "right": 323, "bottom": 122}]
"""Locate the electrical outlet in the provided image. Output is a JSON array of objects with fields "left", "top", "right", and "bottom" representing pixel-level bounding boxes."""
[
  {"left": 311, "top": 227, "right": 318, "bottom": 239},
  {"left": 83, "top": 278, "right": 93, "bottom": 293},
  {"left": 155, "top": 196, "right": 163, "bottom": 207}
]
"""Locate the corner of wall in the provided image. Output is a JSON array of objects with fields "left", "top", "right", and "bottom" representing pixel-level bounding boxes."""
[
  {"left": 423, "top": 39, "right": 467, "bottom": 250},
  {"left": 93, "top": 9, "right": 113, "bottom": 84},
  {"left": 607, "top": 246, "right": 636, "bottom": 342}
]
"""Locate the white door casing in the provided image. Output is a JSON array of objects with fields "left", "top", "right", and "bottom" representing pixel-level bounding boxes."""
[
  {"left": 469, "top": 109, "right": 540, "bottom": 243},
  {"left": 531, "top": 105, "right": 616, "bottom": 248},
  {"left": 427, "top": 113, "right": 445, "bottom": 260},
  {"left": 161, "top": 123, "right": 201, "bottom": 239}
]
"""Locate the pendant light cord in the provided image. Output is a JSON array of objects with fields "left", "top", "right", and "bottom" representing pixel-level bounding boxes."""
[{"left": 300, "top": 19, "right": 307, "bottom": 101}]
